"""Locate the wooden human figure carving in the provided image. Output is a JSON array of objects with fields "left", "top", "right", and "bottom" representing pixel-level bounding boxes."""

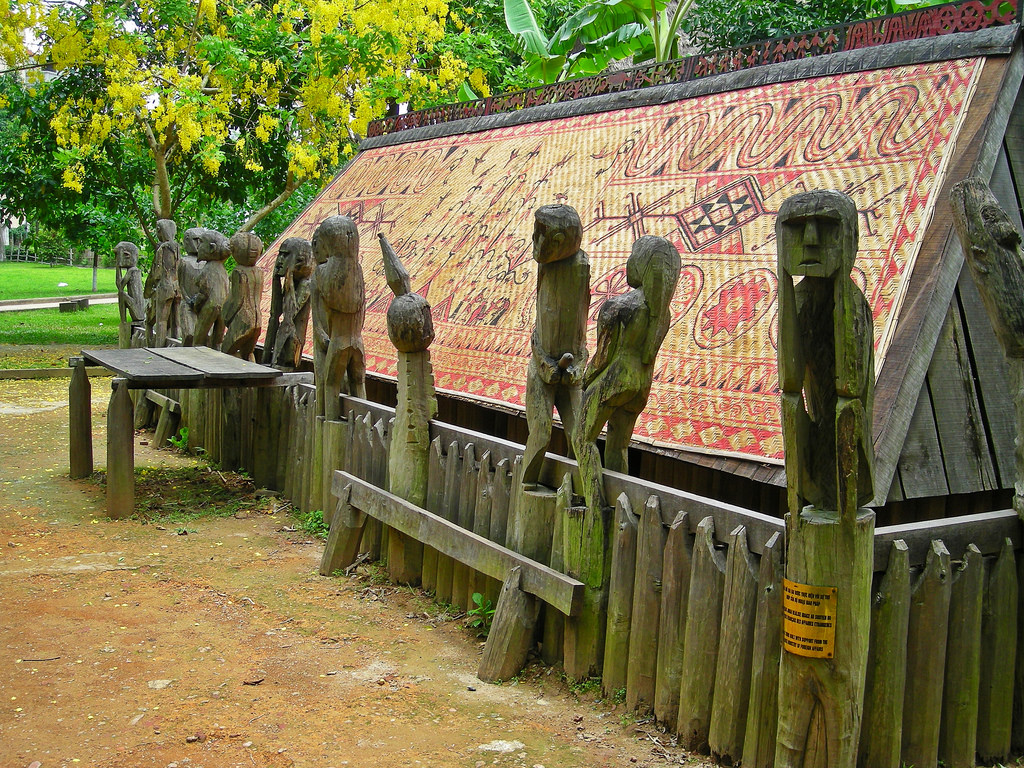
[
  {"left": 267, "top": 238, "right": 314, "bottom": 369},
  {"left": 114, "top": 241, "right": 145, "bottom": 349},
  {"left": 312, "top": 216, "right": 366, "bottom": 420},
  {"left": 574, "top": 235, "right": 680, "bottom": 513},
  {"left": 951, "top": 177, "right": 1024, "bottom": 520},
  {"left": 178, "top": 227, "right": 205, "bottom": 346},
  {"left": 775, "top": 190, "right": 875, "bottom": 768},
  {"left": 523, "top": 204, "right": 590, "bottom": 486},
  {"left": 191, "top": 229, "right": 231, "bottom": 348},
  {"left": 380, "top": 232, "right": 437, "bottom": 583},
  {"left": 263, "top": 242, "right": 290, "bottom": 364},
  {"left": 144, "top": 218, "right": 181, "bottom": 346},
  {"left": 221, "top": 232, "right": 265, "bottom": 360}
]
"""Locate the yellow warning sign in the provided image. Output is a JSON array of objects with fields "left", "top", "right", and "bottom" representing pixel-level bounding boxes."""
[{"left": 782, "top": 578, "right": 837, "bottom": 658}]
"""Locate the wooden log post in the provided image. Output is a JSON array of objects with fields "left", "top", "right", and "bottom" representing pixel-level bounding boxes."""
[
  {"left": 654, "top": 511, "right": 692, "bottom": 727},
  {"left": 450, "top": 443, "right": 477, "bottom": 611},
  {"left": 708, "top": 525, "right": 760, "bottom": 764},
  {"left": 1017, "top": 550, "right": 1024, "bottom": 753},
  {"left": 310, "top": 414, "right": 325, "bottom": 514},
  {"left": 420, "top": 437, "right": 446, "bottom": 592},
  {"left": 468, "top": 451, "right": 494, "bottom": 607},
  {"left": 205, "top": 387, "right": 223, "bottom": 466},
  {"left": 187, "top": 389, "right": 205, "bottom": 454},
  {"left": 562, "top": 486, "right": 610, "bottom": 681},
  {"left": 938, "top": 544, "right": 984, "bottom": 768},
  {"left": 602, "top": 493, "right": 639, "bottom": 698},
  {"left": 319, "top": 485, "right": 364, "bottom": 576},
  {"left": 252, "top": 388, "right": 274, "bottom": 489},
  {"left": 541, "top": 472, "right": 567, "bottom": 667},
  {"left": 152, "top": 397, "right": 182, "bottom": 449},
  {"left": 106, "top": 378, "right": 135, "bottom": 519},
  {"left": 977, "top": 538, "right": 1017, "bottom": 763},
  {"left": 741, "top": 531, "right": 783, "bottom": 768},
  {"left": 435, "top": 439, "right": 462, "bottom": 605},
  {"left": 901, "top": 540, "right": 952, "bottom": 768},
  {"left": 322, "top": 418, "right": 348, "bottom": 520},
  {"left": 509, "top": 478, "right": 558, "bottom": 566},
  {"left": 220, "top": 388, "right": 241, "bottom": 471},
  {"left": 477, "top": 566, "right": 541, "bottom": 683},
  {"left": 858, "top": 540, "right": 910, "bottom": 768},
  {"left": 487, "top": 458, "right": 513, "bottom": 610},
  {"left": 627, "top": 495, "right": 668, "bottom": 714},
  {"left": 275, "top": 387, "right": 295, "bottom": 491},
  {"left": 134, "top": 390, "right": 155, "bottom": 430},
  {"left": 69, "top": 360, "right": 93, "bottom": 479}
]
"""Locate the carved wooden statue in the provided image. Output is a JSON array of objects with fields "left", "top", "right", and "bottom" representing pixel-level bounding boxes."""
[
  {"left": 951, "top": 177, "right": 1024, "bottom": 520},
  {"left": 221, "top": 232, "right": 265, "bottom": 360},
  {"left": 574, "top": 235, "right": 680, "bottom": 513},
  {"left": 381, "top": 232, "right": 437, "bottom": 583},
  {"left": 264, "top": 242, "right": 290, "bottom": 364},
  {"left": 775, "top": 190, "right": 875, "bottom": 768},
  {"left": 312, "top": 216, "right": 366, "bottom": 420},
  {"left": 178, "top": 227, "right": 205, "bottom": 346},
  {"left": 267, "top": 238, "right": 314, "bottom": 369},
  {"left": 144, "top": 218, "right": 182, "bottom": 346},
  {"left": 114, "top": 241, "right": 145, "bottom": 349},
  {"left": 523, "top": 204, "right": 590, "bottom": 486},
  {"left": 191, "top": 229, "right": 231, "bottom": 348}
]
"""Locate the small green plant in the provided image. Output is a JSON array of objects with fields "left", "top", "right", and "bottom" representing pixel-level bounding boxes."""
[
  {"left": 564, "top": 673, "right": 602, "bottom": 698},
  {"left": 612, "top": 686, "right": 626, "bottom": 704},
  {"left": 168, "top": 427, "right": 189, "bottom": 451},
  {"left": 298, "top": 508, "right": 329, "bottom": 539},
  {"left": 466, "top": 592, "right": 496, "bottom": 637}
]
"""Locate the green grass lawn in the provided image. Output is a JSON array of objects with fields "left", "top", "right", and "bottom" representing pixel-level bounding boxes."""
[
  {"left": 0, "top": 262, "right": 118, "bottom": 300},
  {"left": 0, "top": 302, "right": 119, "bottom": 346}
]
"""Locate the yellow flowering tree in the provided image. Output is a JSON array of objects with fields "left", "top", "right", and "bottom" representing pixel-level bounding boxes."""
[{"left": 2, "top": 0, "right": 467, "bottom": 236}]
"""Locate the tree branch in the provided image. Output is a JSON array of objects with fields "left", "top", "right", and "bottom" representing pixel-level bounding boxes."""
[{"left": 238, "top": 171, "right": 304, "bottom": 233}]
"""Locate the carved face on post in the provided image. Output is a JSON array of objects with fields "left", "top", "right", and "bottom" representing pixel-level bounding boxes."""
[
  {"left": 229, "top": 232, "right": 264, "bottom": 267},
  {"left": 198, "top": 231, "right": 230, "bottom": 263},
  {"left": 156, "top": 218, "right": 177, "bottom": 244},
  {"left": 532, "top": 204, "right": 582, "bottom": 264},
  {"left": 277, "top": 237, "right": 312, "bottom": 278},
  {"left": 182, "top": 228, "right": 205, "bottom": 258},
  {"left": 312, "top": 216, "right": 359, "bottom": 265},
  {"left": 114, "top": 242, "right": 139, "bottom": 269},
  {"left": 777, "top": 191, "right": 857, "bottom": 279}
]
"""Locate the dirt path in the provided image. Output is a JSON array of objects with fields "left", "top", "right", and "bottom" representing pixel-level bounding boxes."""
[{"left": 0, "top": 363, "right": 707, "bottom": 768}]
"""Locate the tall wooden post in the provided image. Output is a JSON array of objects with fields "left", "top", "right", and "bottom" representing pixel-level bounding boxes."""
[
  {"left": 69, "top": 359, "right": 93, "bottom": 479},
  {"left": 106, "top": 378, "right": 135, "bottom": 519},
  {"left": 775, "top": 191, "right": 876, "bottom": 768}
]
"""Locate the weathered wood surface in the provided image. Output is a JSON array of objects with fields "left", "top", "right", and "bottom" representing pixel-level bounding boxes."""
[
  {"left": 468, "top": 451, "right": 494, "bottom": 605},
  {"left": 153, "top": 398, "right": 182, "bottom": 449},
  {"left": 858, "top": 540, "right": 910, "bottom": 768},
  {"left": 977, "top": 538, "right": 1017, "bottom": 763},
  {"left": 319, "top": 485, "right": 364, "bottom": 576},
  {"left": 1017, "top": 550, "right": 1024, "bottom": 753},
  {"left": 562, "top": 493, "right": 610, "bottom": 680},
  {"left": 451, "top": 443, "right": 476, "bottom": 611},
  {"left": 654, "top": 510, "right": 692, "bottom": 727},
  {"left": 83, "top": 348, "right": 203, "bottom": 387},
  {"left": 477, "top": 566, "right": 540, "bottom": 683},
  {"left": 874, "top": 509, "right": 1020, "bottom": 569},
  {"left": 602, "top": 493, "right": 638, "bottom": 698},
  {"left": 332, "top": 471, "right": 584, "bottom": 616},
  {"left": 420, "top": 437, "right": 445, "bottom": 592},
  {"left": 741, "top": 531, "right": 782, "bottom": 768},
  {"left": 541, "top": 470, "right": 567, "bottom": 666},
  {"left": 151, "top": 345, "right": 282, "bottom": 380},
  {"left": 509, "top": 483, "right": 558, "bottom": 566},
  {"left": 626, "top": 495, "right": 667, "bottom": 713},
  {"left": 69, "top": 362, "right": 93, "bottom": 479},
  {"left": 677, "top": 515, "right": 726, "bottom": 753},
  {"left": 106, "top": 379, "right": 135, "bottom": 519},
  {"left": 708, "top": 525, "right": 759, "bottom": 765},
  {"left": 901, "top": 540, "right": 952, "bottom": 768},
  {"left": 434, "top": 439, "right": 462, "bottom": 605},
  {"left": 938, "top": 544, "right": 984, "bottom": 768}
]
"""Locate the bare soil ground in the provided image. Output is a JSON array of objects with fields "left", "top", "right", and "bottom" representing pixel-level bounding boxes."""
[{"left": 0, "top": 348, "right": 708, "bottom": 768}]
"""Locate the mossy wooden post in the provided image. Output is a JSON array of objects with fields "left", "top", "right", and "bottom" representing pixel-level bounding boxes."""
[
  {"left": 450, "top": 442, "right": 477, "bottom": 610},
  {"left": 951, "top": 178, "right": 1024, "bottom": 521},
  {"left": 69, "top": 359, "right": 93, "bottom": 479},
  {"left": 478, "top": 565, "right": 541, "bottom": 683},
  {"left": 435, "top": 439, "right": 462, "bottom": 605},
  {"left": 319, "top": 485, "right": 364, "bottom": 576},
  {"left": 627, "top": 495, "right": 667, "bottom": 713},
  {"left": 676, "top": 515, "right": 726, "bottom": 752},
  {"left": 742, "top": 531, "right": 783, "bottom": 768},
  {"left": 709, "top": 525, "right": 759, "bottom": 764},
  {"left": 541, "top": 472, "right": 567, "bottom": 666},
  {"left": 487, "top": 458, "right": 513, "bottom": 609},
  {"left": 469, "top": 451, "right": 494, "bottom": 606},
  {"left": 977, "top": 538, "right": 1017, "bottom": 763},
  {"left": 322, "top": 417, "right": 348, "bottom": 520},
  {"left": 602, "top": 492, "right": 638, "bottom": 697},
  {"left": 901, "top": 541, "right": 951, "bottom": 768},
  {"left": 106, "top": 378, "right": 135, "bottom": 519},
  {"left": 775, "top": 191, "right": 875, "bottom": 768},
  {"left": 562, "top": 489, "right": 610, "bottom": 681},
  {"left": 420, "top": 437, "right": 445, "bottom": 591},
  {"left": 938, "top": 544, "right": 984, "bottom": 768},
  {"left": 654, "top": 511, "right": 692, "bottom": 727},
  {"left": 310, "top": 415, "right": 325, "bottom": 513},
  {"left": 857, "top": 540, "right": 910, "bottom": 768},
  {"left": 220, "top": 388, "right": 241, "bottom": 471},
  {"left": 379, "top": 233, "right": 437, "bottom": 585}
]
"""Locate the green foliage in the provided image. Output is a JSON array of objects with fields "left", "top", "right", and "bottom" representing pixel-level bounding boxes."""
[
  {"left": 129, "top": 465, "right": 260, "bottom": 524},
  {"left": 563, "top": 673, "right": 602, "bottom": 697},
  {"left": 0, "top": 303, "right": 119, "bottom": 346},
  {"left": 27, "top": 225, "right": 72, "bottom": 265},
  {"left": 168, "top": 428, "right": 189, "bottom": 452},
  {"left": 466, "top": 592, "right": 496, "bottom": 636},
  {"left": 0, "top": 263, "right": 117, "bottom": 300},
  {"left": 297, "top": 508, "right": 330, "bottom": 539}
]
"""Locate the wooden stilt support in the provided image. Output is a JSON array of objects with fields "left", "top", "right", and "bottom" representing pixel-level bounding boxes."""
[
  {"left": 106, "top": 378, "right": 135, "bottom": 519},
  {"left": 602, "top": 493, "right": 638, "bottom": 698},
  {"left": 69, "top": 360, "right": 93, "bottom": 479}
]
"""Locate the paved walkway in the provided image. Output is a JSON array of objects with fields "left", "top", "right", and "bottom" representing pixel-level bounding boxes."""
[{"left": 0, "top": 293, "right": 118, "bottom": 312}]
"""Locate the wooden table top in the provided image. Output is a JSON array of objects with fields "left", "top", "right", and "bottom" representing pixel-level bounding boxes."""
[{"left": 81, "top": 347, "right": 282, "bottom": 388}]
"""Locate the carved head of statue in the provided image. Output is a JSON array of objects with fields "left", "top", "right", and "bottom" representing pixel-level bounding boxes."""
[
  {"left": 777, "top": 190, "right": 857, "bottom": 279},
  {"left": 182, "top": 227, "right": 206, "bottom": 258},
  {"left": 532, "top": 204, "right": 582, "bottom": 265},
  {"left": 277, "top": 237, "right": 312, "bottom": 279},
  {"left": 114, "top": 241, "right": 139, "bottom": 269},
  {"left": 198, "top": 230, "right": 230, "bottom": 263},
  {"left": 626, "top": 235, "right": 681, "bottom": 317},
  {"left": 156, "top": 218, "right": 177, "bottom": 244},
  {"left": 312, "top": 216, "right": 359, "bottom": 265},
  {"left": 229, "top": 232, "right": 264, "bottom": 267}
]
